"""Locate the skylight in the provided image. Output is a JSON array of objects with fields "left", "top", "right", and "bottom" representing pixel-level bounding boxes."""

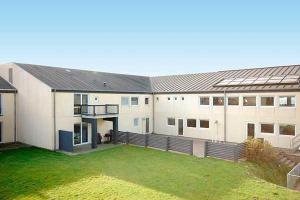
[{"left": 215, "top": 75, "right": 300, "bottom": 87}]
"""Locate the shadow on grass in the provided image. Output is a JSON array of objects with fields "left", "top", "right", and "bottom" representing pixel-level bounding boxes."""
[{"left": 0, "top": 145, "right": 290, "bottom": 200}]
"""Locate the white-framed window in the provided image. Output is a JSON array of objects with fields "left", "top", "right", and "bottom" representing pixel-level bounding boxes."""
[
  {"left": 243, "top": 96, "right": 256, "bottom": 106},
  {"left": 167, "top": 118, "right": 175, "bottom": 126},
  {"left": 73, "top": 122, "right": 88, "bottom": 145},
  {"left": 261, "top": 97, "right": 274, "bottom": 106},
  {"left": 133, "top": 118, "right": 139, "bottom": 126},
  {"left": 156, "top": 97, "right": 159, "bottom": 101},
  {"left": 167, "top": 97, "right": 171, "bottom": 101},
  {"left": 181, "top": 97, "right": 184, "bottom": 101},
  {"left": 145, "top": 97, "right": 149, "bottom": 105},
  {"left": 200, "top": 120, "right": 209, "bottom": 128},
  {"left": 187, "top": 119, "right": 196, "bottom": 128},
  {"left": 200, "top": 96, "right": 210, "bottom": 105},
  {"left": 74, "top": 94, "right": 88, "bottom": 115},
  {"left": 279, "top": 96, "right": 295, "bottom": 107},
  {"left": 131, "top": 97, "right": 139, "bottom": 105},
  {"left": 227, "top": 97, "right": 239, "bottom": 106},
  {"left": 260, "top": 123, "right": 274, "bottom": 134},
  {"left": 279, "top": 124, "right": 295, "bottom": 136},
  {"left": 213, "top": 97, "right": 224, "bottom": 106},
  {"left": 174, "top": 97, "right": 177, "bottom": 100},
  {"left": 121, "top": 96, "right": 129, "bottom": 106}
]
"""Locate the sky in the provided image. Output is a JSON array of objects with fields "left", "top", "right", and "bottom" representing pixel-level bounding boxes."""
[{"left": 0, "top": 0, "right": 300, "bottom": 76}]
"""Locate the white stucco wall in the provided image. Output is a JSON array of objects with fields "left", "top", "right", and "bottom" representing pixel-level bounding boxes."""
[
  {"left": 0, "top": 93, "right": 15, "bottom": 143},
  {"left": 54, "top": 92, "right": 153, "bottom": 149},
  {"left": 154, "top": 92, "right": 300, "bottom": 149},
  {"left": 0, "top": 63, "right": 54, "bottom": 149}
]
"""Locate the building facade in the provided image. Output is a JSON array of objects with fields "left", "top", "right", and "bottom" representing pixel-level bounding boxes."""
[{"left": 0, "top": 63, "right": 299, "bottom": 150}]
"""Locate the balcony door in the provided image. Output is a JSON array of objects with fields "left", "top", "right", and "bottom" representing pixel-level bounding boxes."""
[{"left": 74, "top": 94, "right": 89, "bottom": 115}]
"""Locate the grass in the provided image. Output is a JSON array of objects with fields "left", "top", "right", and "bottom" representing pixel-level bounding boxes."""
[{"left": 0, "top": 145, "right": 299, "bottom": 200}]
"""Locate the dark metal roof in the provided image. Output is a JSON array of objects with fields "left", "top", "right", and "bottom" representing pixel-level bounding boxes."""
[
  {"left": 150, "top": 65, "right": 300, "bottom": 93},
  {"left": 0, "top": 76, "right": 16, "bottom": 92},
  {"left": 15, "top": 63, "right": 152, "bottom": 93},
  {"left": 14, "top": 63, "right": 300, "bottom": 94}
]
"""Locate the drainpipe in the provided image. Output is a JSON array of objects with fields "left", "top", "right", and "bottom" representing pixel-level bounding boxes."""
[
  {"left": 14, "top": 90, "right": 17, "bottom": 142},
  {"left": 223, "top": 90, "right": 227, "bottom": 142},
  {"left": 152, "top": 93, "right": 155, "bottom": 134},
  {"left": 53, "top": 89, "right": 57, "bottom": 151}
]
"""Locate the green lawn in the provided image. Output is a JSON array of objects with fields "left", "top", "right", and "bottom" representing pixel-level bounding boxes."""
[{"left": 0, "top": 145, "right": 299, "bottom": 200}]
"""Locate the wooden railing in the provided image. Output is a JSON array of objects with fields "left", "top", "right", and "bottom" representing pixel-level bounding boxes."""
[{"left": 74, "top": 104, "right": 119, "bottom": 116}]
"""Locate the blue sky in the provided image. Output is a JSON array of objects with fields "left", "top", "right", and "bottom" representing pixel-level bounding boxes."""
[{"left": 1, "top": 1, "right": 300, "bottom": 76}]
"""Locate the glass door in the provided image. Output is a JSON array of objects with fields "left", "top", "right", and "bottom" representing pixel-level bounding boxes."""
[
  {"left": 73, "top": 123, "right": 89, "bottom": 145},
  {"left": 145, "top": 118, "right": 150, "bottom": 133},
  {"left": 178, "top": 119, "right": 183, "bottom": 135},
  {"left": 247, "top": 123, "right": 255, "bottom": 139}
]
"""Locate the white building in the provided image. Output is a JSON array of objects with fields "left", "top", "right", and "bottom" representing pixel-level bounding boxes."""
[{"left": 0, "top": 63, "right": 299, "bottom": 150}]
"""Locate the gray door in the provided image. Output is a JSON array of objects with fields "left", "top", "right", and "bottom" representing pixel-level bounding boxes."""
[
  {"left": 145, "top": 118, "right": 150, "bottom": 133},
  {"left": 178, "top": 119, "right": 183, "bottom": 135}
]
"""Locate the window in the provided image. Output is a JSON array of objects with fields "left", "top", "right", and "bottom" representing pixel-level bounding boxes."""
[
  {"left": 121, "top": 97, "right": 129, "bottom": 106},
  {"left": 174, "top": 97, "right": 177, "bottom": 100},
  {"left": 134, "top": 118, "right": 139, "bottom": 126},
  {"left": 187, "top": 119, "right": 196, "bottom": 128},
  {"left": 200, "top": 97, "right": 210, "bottom": 105},
  {"left": 200, "top": 120, "right": 209, "bottom": 128},
  {"left": 167, "top": 118, "right": 175, "bottom": 126},
  {"left": 9, "top": 68, "right": 13, "bottom": 83},
  {"left": 181, "top": 97, "right": 184, "bottom": 100},
  {"left": 261, "top": 123, "right": 274, "bottom": 134},
  {"left": 279, "top": 124, "right": 295, "bottom": 136},
  {"left": 279, "top": 96, "right": 295, "bottom": 107},
  {"left": 168, "top": 97, "right": 171, "bottom": 101},
  {"left": 243, "top": 97, "right": 256, "bottom": 106},
  {"left": 131, "top": 97, "right": 139, "bottom": 105},
  {"left": 74, "top": 124, "right": 80, "bottom": 144},
  {"left": 213, "top": 97, "right": 224, "bottom": 106},
  {"left": 261, "top": 97, "right": 274, "bottom": 106},
  {"left": 73, "top": 123, "right": 88, "bottom": 145},
  {"left": 227, "top": 97, "right": 239, "bottom": 106},
  {"left": 156, "top": 97, "right": 159, "bottom": 101},
  {"left": 145, "top": 97, "right": 149, "bottom": 105},
  {"left": 74, "top": 94, "right": 81, "bottom": 115}
]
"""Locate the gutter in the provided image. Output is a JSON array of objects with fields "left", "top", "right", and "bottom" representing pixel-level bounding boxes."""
[
  {"left": 14, "top": 90, "right": 17, "bottom": 142},
  {"left": 53, "top": 89, "right": 57, "bottom": 151},
  {"left": 152, "top": 92, "right": 155, "bottom": 134},
  {"left": 223, "top": 90, "right": 227, "bottom": 142}
]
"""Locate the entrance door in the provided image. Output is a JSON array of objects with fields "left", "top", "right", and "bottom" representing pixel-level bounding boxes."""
[
  {"left": 247, "top": 123, "right": 255, "bottom": 139},
  {"left": 178, "top": 119, "right": 183, "bottom": 135},
  {"left": 145, "top": 118, "right": 150, "bottom": 133}
]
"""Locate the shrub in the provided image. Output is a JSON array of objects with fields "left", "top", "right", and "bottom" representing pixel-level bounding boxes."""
[{"left": 245, "top": 138, "right": 277, "bottom": 162}]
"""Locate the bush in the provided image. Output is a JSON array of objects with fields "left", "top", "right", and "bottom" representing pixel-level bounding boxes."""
[{"left": 245, "top": 138, "right": 277, "bottom": 162}]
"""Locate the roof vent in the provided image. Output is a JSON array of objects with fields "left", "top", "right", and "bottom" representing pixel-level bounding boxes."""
[
  {"left": 65, "top": 69, "right": 71, "bottom": 72},
  {"left": 103, "top": 82, "right": 107, "bottom": 87}
]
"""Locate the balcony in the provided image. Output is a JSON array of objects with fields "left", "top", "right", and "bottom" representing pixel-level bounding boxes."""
[{"left": 74, "top": 104, "right": 119, "bottom": 117}]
